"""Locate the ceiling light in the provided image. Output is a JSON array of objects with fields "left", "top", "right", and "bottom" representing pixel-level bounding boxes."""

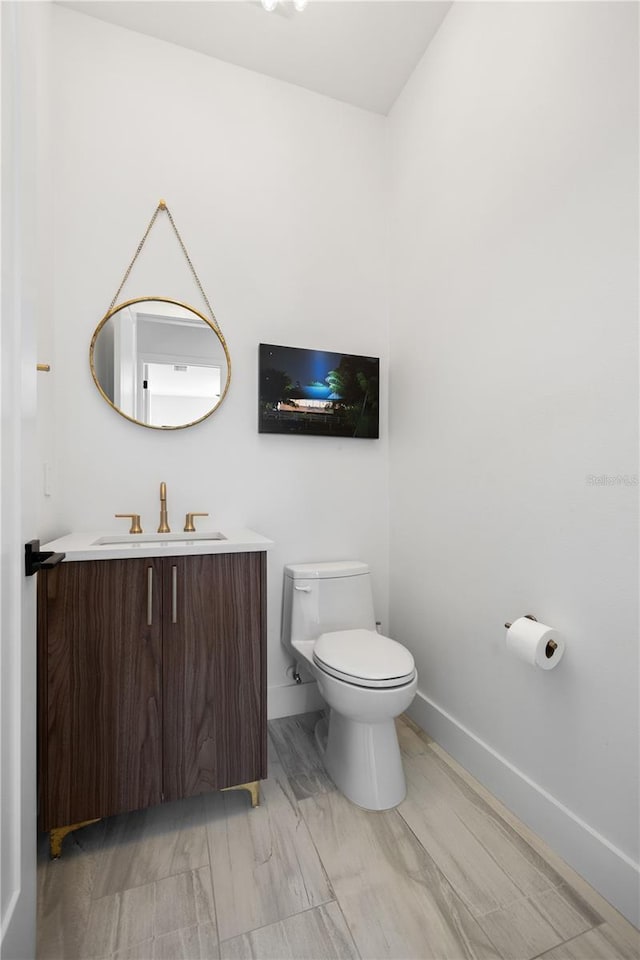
[{"left": 293, "top": 0, "right": 308, "bottom": 10}]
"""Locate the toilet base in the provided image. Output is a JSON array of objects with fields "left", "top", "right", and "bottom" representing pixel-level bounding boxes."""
[{"left": 317, "top": 710, "right": 407, "bottom": 811}]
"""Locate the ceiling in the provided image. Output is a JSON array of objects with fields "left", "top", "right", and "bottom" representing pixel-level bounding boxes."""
[{"left": 58, "top": 1, "right": 452, "bottom": 115}]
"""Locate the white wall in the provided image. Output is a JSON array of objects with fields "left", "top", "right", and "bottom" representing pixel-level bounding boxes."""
[
  {"left": 50, "top": 7, "right": 389, "bottom": 714},
  {"left": 1, "top": 3, "right": 52, "bottom": 955},
  {"left": 388, "top": 2, "right": 639, "bottom": 924}
]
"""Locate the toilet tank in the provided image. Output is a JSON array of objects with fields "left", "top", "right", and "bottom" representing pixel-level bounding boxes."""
[{"left": 283, "top": 561, "right": 377, "bottom": 648}]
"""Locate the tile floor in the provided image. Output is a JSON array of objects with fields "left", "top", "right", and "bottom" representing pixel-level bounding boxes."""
[{"left": 37, "top": 714, "right": 639, "bottom": 960}]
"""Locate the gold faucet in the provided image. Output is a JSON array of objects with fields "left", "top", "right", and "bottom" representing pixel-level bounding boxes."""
[
  {"left": 115, "top": 513, "right": 143, "bottom": 534},
  {"left": 184, "top": 512, "right": 209, "bottom": 533},
  {"left": 158, "top": 482, "right": 170, "bottom": 533}
]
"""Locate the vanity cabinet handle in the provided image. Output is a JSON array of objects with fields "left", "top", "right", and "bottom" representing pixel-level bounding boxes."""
[
  {"left": 172, "top": 565, "right": 178, "bottom": 624},
  {"left": 147, "top": 567, "right": 153, "bottom": 626}
]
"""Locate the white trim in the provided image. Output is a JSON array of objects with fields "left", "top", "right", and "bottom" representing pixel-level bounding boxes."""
[
  {"left": 407, "top": 689, "right": 640, "bottom": 928},
  {"left": 268, "top": 680, "right": 323, "bottom": 720},
  {"left": 136, "top": 313, "right": 204, "bottom": 329},
  {"left": 0, "top": 4, "right": 40, "bottom": 956}
]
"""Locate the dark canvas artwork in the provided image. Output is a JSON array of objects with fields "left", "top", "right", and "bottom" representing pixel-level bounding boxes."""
[{"left": 259, "top": 343, "right": 379, "bottom": 439}]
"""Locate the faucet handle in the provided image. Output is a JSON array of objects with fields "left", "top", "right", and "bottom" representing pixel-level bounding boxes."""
[
  {"left": 115, "top": 513, "right": 143, "bottom": 534},
  {"left": 184, "top": 512, "right": 208, "bottom": 533}
]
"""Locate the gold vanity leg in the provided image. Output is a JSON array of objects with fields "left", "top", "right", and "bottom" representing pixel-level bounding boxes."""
[
  {"left": 222, "top": 780, "right": 260, "bottom": 808},
  {"left": 49, "top": 819, "right": 101, "bottom": 859}
]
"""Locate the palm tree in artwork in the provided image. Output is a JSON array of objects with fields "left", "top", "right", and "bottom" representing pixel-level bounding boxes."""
[
  {"left": 324, "top": 368, "right": 344, "bottom": 398},
  {"left": 260, "top": 368, "right": 293, "bottom": 406},
  {"left": 326, "top": 357, "right": 378, "bottom": 436}
]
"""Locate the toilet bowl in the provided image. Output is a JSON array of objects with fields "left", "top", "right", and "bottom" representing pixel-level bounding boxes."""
[{"left": 282, "top": 561, "right": 417, "bottom": 810}]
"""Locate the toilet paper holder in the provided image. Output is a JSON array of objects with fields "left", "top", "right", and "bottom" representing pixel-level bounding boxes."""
[{"left": 504, "top": 614, "right": 558, "bottom": 659}]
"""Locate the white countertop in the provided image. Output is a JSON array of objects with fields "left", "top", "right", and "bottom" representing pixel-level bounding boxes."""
[{"left": 42, "top": 528, "right": 273, "bottom": 562}]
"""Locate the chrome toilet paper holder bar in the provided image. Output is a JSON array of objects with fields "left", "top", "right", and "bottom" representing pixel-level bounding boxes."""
[
  {"left": 504, "top": 613, "right": 537, "bottom": 629},
  {"left": 504, "top": 614, "right": 558, "bottom": 659}
]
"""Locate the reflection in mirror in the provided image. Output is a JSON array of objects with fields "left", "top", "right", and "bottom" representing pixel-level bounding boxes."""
[{"left": 90, "top": 298, "right": 230, "bottom": 429}]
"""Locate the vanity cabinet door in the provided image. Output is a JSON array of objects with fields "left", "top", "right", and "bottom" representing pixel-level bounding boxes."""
[
  {"left": 162, "top": 551, "right": 266, "bottom": 801},
  {"left": 38, "top": 558, "right": 163, "bottom": 830}
]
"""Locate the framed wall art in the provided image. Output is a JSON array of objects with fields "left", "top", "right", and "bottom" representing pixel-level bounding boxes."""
[{"left": 259, "top": 343, "right": 379, "bottom": 439}]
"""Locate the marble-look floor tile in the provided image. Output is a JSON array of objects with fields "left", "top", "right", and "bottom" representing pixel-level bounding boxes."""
[
  {"left": 400, "top": 789, "right": 525, "bottom": 918},
  {"left": 220, "top": 902, "right": 359, "bottom": 960},
  {"left": 397, "top": 714, "right": 432, "bottom": 755},
  {"left": 111, "top": 882, "right": 156, "bottom": 954},
  {"left": 36, "top": 716, "right": 636, "bottom": 960},
  {"left": 268, "top": 711, "right": 323, "bottom": 768},
  {"left": 82, "top": 891, "right": 129, "bottom": 959},
  {"left": 266, "top": 731, "right": 281, "bottom": 775},
  {"left": 37, "top": 820, "right": 107, "bottom": 960},
  {"left": 81, "top": 866, "right": 215, "bottom": 959},
  {"left": 206, "top": 768, "right": 333, "bottom": 941},
  {"left": 426, "top": 745, "right": 564, "bottom": 892},
  {"left": 399, "top": 745, "right": 568, "bottom": 917},
  {"left": 110, "top": 941, "right": 155, "bottom": 960},
  {"left": 152, "top": 922, "right": 219, "bottom": 960},
  {"left": 268, "top": 712, "right": 335, "bottom": 800},
  {"left": 424, "top": 740, "right": 639, "bottom": 948},
  {"left": 478, "top": 885, "right": 602, "bottom": 960},
  {"left": 533, "top": 922, "right": 640, "bottom": 960},
  {"left": 93, "top": 795, "right": 210, "bottom": 900},
  {"left": 152, "top": 868, "right": 217, "bottom": 938},
  {"left": 111, "top": 923, "right": 219, "bottom": 960},
  {"left": 300, "top": 789, "right": 499, "bottom": 960}
]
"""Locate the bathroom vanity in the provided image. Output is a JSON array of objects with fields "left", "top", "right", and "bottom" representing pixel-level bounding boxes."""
[{"left": 37, "top": 529, "right": 271, "bottom": 855}]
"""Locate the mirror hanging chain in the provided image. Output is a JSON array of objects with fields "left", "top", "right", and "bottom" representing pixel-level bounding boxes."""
[{"left": 107, "top": 199, "right": 223, "bottom": 336}]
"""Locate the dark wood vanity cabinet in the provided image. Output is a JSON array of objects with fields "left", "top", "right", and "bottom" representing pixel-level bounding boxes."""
[
  {"left": 38, "top": 557, "right": 163, "bottom": 829},
  {"left": 162, "top": 554, "right": 265, "bottom": 802},
  {"left": 38, "top": 551, "right": 266, "bottom": 832}
]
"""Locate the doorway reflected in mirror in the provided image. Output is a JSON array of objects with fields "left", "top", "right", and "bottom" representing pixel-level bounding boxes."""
[{"left": 90, "top": 298, "right": 230, "bottom": 430}]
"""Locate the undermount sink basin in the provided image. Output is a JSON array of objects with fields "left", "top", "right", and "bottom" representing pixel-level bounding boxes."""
[{"left": 93, "top": 531, "right": 227, "bottom": 546}]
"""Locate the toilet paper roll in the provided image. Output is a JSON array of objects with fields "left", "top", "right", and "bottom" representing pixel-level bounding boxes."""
[{"left": 505, "top": 617, "right": 564, "bottom": 670}]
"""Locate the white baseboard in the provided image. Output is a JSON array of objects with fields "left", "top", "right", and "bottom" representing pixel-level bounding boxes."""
[
  {"left": 268, "top": 680, "right": 324, "bottom": 720},
  {"left": 408, "top": 689, "right": 640, "bottom": 928}
]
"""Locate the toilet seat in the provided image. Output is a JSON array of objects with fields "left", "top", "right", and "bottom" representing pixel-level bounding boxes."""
[{"left": 313, "top": 628, "right": 415, "bottom": 689}]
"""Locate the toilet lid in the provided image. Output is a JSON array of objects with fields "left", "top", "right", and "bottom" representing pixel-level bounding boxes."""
[{"left": 313, "top": 629, "right": 415, "bottom": 688}]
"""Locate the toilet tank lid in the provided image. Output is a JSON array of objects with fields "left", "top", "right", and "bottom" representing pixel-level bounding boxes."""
[{"left": 285, "top": 560, "right": 369, "bottom": 579}]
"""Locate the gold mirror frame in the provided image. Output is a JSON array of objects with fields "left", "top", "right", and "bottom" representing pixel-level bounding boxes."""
[{"left": 89, "top": 296, "right": 231, "bottom": 430}]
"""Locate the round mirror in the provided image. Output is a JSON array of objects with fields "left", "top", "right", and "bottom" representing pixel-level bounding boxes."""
[{"left": 90, "top": 297, "right": 231, "bottom": 430}]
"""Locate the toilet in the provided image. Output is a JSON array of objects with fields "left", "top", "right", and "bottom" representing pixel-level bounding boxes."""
[{"left": 282, "top": 560, "right": 417, "bottom": 810}]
